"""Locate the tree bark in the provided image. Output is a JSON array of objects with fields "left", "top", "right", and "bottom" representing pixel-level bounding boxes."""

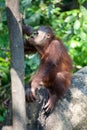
[{"left": 3, "top": 0, "right": 27, "bottom": 130}]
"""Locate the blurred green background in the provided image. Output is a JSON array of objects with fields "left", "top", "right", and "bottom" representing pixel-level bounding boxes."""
[{"left": 0, "top": 0, "right": 87, "bottom": 126}]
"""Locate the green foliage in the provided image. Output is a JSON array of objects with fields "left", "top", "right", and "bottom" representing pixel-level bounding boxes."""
[
  {"left": 21, "top": 0, "right": 87, "bottom": 70},
  {"left": 0, "top": 0, "right": 10, "bottom": 125},
  {"left": 78, "top": 0, "right": 87, "bottom": 4},
  {"left": 25, "top": 53, "right": 40, "bottom": 82},
  {"left": 0, "top": 51, "right": 10, "bottom": 124},
  {"left": 50, "top": 7, "right": 87, "bottom": 69}
]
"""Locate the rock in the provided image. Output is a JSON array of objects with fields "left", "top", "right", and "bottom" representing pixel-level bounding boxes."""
[{"left": 26, "top": 67, "right": 87, "bottom": 130}]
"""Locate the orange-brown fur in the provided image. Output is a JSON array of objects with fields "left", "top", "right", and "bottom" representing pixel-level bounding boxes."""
[{"left": 24, "top": 26, "right": 72, "bottom": 111}]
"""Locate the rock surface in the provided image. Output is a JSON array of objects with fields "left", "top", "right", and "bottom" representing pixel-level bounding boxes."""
[{"left": 26, "top": 67, "right": 87, "bottom": 130}]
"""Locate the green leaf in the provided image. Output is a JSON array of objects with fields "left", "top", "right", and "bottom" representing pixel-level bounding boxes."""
[
  {"left": 70, "top": 40, "right": 80, "bottom": 48},
  {"left": 78, "top": 0, "right": 87, "bottom": 4},
  {"left": 74, "top": 20, "right": 80, "bottom": 30},
  {"left": 80, "top": 6, "right": 87, "bottom": 21},
  {"left": 83, "top": 23, "right": 87, "bottom": 33},
  {"left": 64, "top": 15, "right": 74, "bottom": 23},
  {"left": 80, "top": 31, "right": 87, "bottom": 41}
]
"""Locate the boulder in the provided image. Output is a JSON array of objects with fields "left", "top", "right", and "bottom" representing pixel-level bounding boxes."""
[{"left": 26, "top": 67, "right": 87, "bottom": 130}]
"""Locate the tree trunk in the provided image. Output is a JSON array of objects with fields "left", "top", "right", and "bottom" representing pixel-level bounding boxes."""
[{"left": 3, "top": 0, "right": 27, "bottom": 130}]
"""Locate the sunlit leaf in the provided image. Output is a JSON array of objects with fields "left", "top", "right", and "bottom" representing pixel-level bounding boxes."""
[
  {"left": 64, "top": 15, "right": 74, "bottom": 23},
  {"left": 80, "top": 31, "right": 87, "bottom": 41},
  {"left": 74, "top": 20, "right": 80, "bottom": 30},
  {"left": 70, "top": 40, "right": 80, "bottom": 48},
  {"left": 80, "top": 6, "right": 87, "bottom": 21}
]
